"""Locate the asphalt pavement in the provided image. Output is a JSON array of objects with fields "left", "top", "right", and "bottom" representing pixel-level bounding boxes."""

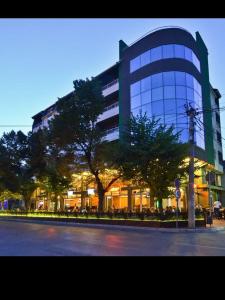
[{"left": 0, "top": 218, "right": 225, "bottom": 255}]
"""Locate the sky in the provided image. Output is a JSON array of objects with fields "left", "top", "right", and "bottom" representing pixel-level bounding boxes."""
[{"left": 0, "top": 18, "right": 225, "bottom": 155}]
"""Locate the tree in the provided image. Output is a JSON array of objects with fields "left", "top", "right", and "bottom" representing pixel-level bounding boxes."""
[
  {"left": 118, "top": 113, "right": 189, "bottom": 210},
  {"left": 49, "top": 78, "right": 122, "bottom": 212},
  {"left": 0, "top": 130, "right": 38, "bottom": 210}
]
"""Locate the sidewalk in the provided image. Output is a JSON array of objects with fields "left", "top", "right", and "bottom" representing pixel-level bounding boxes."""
[{"left": 205, "top": 218, "right": 225, "bottom": 231}]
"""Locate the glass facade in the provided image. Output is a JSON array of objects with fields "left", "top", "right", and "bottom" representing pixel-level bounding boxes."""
[
  {"left": 130, "top": 44, "right": 201, "bottom": 73},
  {"left": 130, "top": 71, "right": 205, "bottom": 149}
]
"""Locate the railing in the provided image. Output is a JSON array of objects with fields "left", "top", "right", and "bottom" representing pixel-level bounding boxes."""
[
  {"left": 102, "top": 79, "right": 119, "bottom": 91},
  {"left": 103, "top": 102, "right": 119, "bottom": 112},
  {"left": 104, "top": 126, "right": 119, "bottom": 135}
]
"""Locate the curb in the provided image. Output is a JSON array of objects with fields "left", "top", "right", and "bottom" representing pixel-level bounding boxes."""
[{"left": 0, "top": 216, "right": 220, "bottom": 233}]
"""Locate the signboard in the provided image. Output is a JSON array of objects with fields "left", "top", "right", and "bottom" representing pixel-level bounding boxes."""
[
  {"left": 174, "top": 178, "right": 180, "bottom": 189},
  {"left": 175, "top": 189, "right": 181, "bottom": 199}
]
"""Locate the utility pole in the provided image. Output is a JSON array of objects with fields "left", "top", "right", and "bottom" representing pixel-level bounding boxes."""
[{"left": 185, "top": 104, "right": 198, "bottom": 229}]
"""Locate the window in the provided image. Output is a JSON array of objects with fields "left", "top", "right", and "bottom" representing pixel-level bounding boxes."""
[
  {"left": 130, "top": 56, "right": 141, "bottom": 73},
  {"left": 164, "top": 99, "right": 176, "bottom": 116},
  {"left": 163, "top": 71, "right": 175, "bottom": 86},
  {"left": 140, "top": 51, "right": 150, "bottom": 67},
  {"left": 141, "top": 76, "right": 151, "bottom": 92},
  {"left": 164, "top": 86, "right": 175, "bottom": 99},
  {"left": 184, "top": 47, "right": 192, "bottom": 62},
  {"left": 131, "top": 107, "right": 142, "bottom": 118},
  {"left": 177, "top": 115, "right": 188, "bottom": 126},
  {"left": 216, "top": 113, "right": 221, "bottom": 125},
  {"left": 174, "top": 44, "right": 185, "bottom": 58},
  {"left": 175, "top": 71, "right": 186, "bottom": 86},
  {"left": 178, "top": 127, "right": 189, "bottom": 142},
  {"left": 152, "top": 100, "right": 164, "bottom": 116},
  {"left": 141, "top": 90, "right": 151, "bottom": 106},
  {"left": 196, "top": 131, "right": 205, "bottom": 149},
  {"left": 151, "top": 46, "right": 162, "bottom": 62},
  {"left": 186, "top": 73, "right": 194, "bottom": 88},
  {"left": 194, "top": 92, "right": 202, "bottom": 109},
  {"left": 151, "top": 73, "right": 163, "bottom": 88},
  {"left": 217, "top": 131, "right": 222, "bottom": 144},
  {"left": 142, "top": 103, "right": 152, "bottom": 117},
  {"left": 129, "top": 71, "right": 205, "bottom": 150},
  {"left": 164, "top": 114, "right": 176, "bottom": 125},
  {"left": 130, "top": 45, "right": 200, "bottom": 73},
  {"left": 187, "top": 87, "right": 194, "bottom": 101},
  {"left": 130, "top": 81, "right": 140, "bottom": 97},
  {"left": 162, "top": 44, "right": 174, "bottom": 59},
  {"left": 152, "top": 87, "right": 163, "bottom": 101},
  {"left": 176, "top": 99, "right": 187, "bottom": 114},
  {"left": 131, "top": 95, "right": 141, "bottom": 109},
  {"left": 176, "top": 86, "right": 186, "bottom": 99},
  {"left": 218, "top": 151, "right": 223, "bottom": 164}
]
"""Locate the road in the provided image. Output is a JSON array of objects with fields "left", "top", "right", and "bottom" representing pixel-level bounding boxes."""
[{"left": 0, "top": 219, "right": 225, "bottom": 256}]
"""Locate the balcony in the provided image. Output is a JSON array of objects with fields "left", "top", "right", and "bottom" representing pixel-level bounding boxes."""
[
  {"left": 97, "top": 103, "right": 119, "bottom": 123},
  {"left": 102, "top": 79, "right": 119, "bottom": 97},
  {"left": 103, "top": 127, "right": 119, "bottom": 142},
  {"left": 33, "top": 122, "right": 43, "bottom": 133}
]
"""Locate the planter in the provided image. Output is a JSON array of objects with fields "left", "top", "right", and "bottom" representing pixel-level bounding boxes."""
[{"left": 0, "top": 214, "right": 206, "bottom": 228}]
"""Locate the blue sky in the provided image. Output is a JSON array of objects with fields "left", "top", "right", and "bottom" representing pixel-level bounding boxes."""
[{"left": 0, "top": 18, "right": 225, "bottom": 155}]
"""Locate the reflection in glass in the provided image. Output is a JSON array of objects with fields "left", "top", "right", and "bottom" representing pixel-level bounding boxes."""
[
  {"left": 164, "top": 86, "right": 176, "bottom": 99},
  {"left": 152, "top": 87, "right": 163, "bottom": 101},
  {"left": 162, "top": 44, "right": 174, "bottom": 59},
  {"left": 151, "top": 46, "right": 162, "bottom": 62},
  {"left": 130, "top": 56, "right": 141, "bottom": 73},
  {"left": 131, "top": 107, "right": 142, "bottom": 118},
  {"left": 142, "top": 103, "right": 152, "bottom": 117},
  {"left": 131, "top": 95, "right": 141, "bottom": 109},
  {"left": 130, "top": 81, "right": 140, "bottom": 97},
  {"left": 130, "top": 44, "right": 200, "bottom": 73},
  {"left": 140, "top": 50, "right": 150, "bottom": 67},
  {"left": 163, "top": 71, "right": 175, "bottom": 86},
  {"left": 152, "top": 100, "right": 164, "bottom": 116},
  {"left": 151, "top": 73, "right": 163, "bottom": 88},
  {"left": 175, "top": 71, "right": 186, "bottom": 86},
  {"left": 176, "top": 86, "right": 186, "bottom": 99},
  {"left": 129, "top": 71, "right": 204, "bottom": 148},
  {"left": 141, "top": 90, "right": 151, "bottom": 105},
  {"left": 184, "top": 47, "right": 192, "bottom": 62},
  {"left": 164, "top": 99, "right": 176, "bottom": 115},
  {"left": 141, "top": 76, "right": 151, "bottom": 92},
  {"left": 174, "top": 44, "right": 185, "bottom": 58}
]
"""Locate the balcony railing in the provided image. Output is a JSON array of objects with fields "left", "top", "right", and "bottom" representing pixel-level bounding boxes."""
[
  {"left": 102, "top": 79, "right": 119, "bottom": 97},
  {"left": 103, "top": 127, "right": 119, "bottom": 142},
  {"left": 103, "top": 102, "right": 119, "bottom": 112},
  {"left": 102, "top": 79, "right": 119, "bottom": 91}
]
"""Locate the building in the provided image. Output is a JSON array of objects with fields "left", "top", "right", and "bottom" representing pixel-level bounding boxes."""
[{"left": 32, "top": 26, "right": 225, "bottom": 211}]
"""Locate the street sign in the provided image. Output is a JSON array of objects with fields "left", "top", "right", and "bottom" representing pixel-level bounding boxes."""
[
  {"left": 175, "top": 189, "right": 181, "bottom": 199},
  {"left": 174, "top": 178, "right": 180, "bottom": 189}
]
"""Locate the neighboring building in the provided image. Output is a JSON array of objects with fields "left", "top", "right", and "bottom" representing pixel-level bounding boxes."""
[{"left": 32, "top": 26, "right": 224, "bottom": 211}]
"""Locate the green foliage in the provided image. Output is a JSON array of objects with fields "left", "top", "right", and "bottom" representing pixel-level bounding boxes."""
[
  {"left": 118, "top": 113, "right": 189, "bottom": 203},
  {"left": 0, "top": 130, "right": 38, "bottom": 209},
  {"left": 48, "top": 77, "right": 122, "bottom": 211}
]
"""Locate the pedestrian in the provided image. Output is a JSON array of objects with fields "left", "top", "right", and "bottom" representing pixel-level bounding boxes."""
[{"left": 213, "top": 199, "right": 222, "bottom": 219}]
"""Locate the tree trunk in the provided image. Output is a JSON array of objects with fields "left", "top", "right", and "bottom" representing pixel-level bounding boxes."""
[
  {"left": 150, "top": 189, "right": 155, "bottom": 207},
  {"left": 54, "top": 195, "right": 58, "bottom": 212},
  {"left": 25, "top": 198, "right": 31, "bottom": 211},
  {"left": 59, "top": 195, "right": 64, "bottom": 211},
  {"left": 95, "top": 175, "right": 105, "bottom": 212}
]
